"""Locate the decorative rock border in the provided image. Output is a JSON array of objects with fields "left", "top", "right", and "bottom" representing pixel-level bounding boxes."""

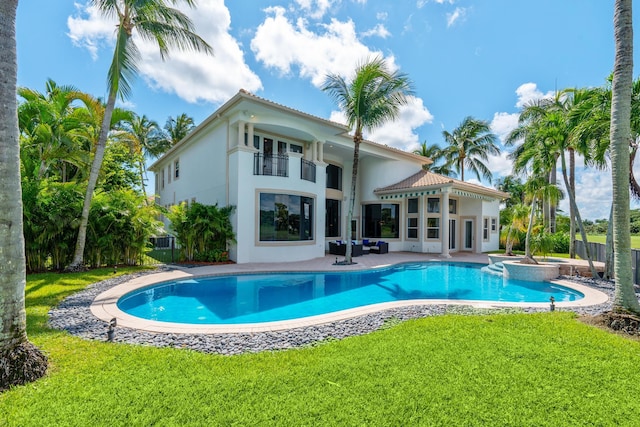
[{"left": 49, "top": 267, "right": 622, "bottom": 355}]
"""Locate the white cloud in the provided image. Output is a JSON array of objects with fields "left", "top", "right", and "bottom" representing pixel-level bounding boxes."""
[
  {"left": 515, "top": 82, "right": 554, "bottom": 108},
  {"left": 67, "top": 0, "right": 262, "bottom": 104},
  {"left": 251, "top": 6, "right": 392, "bottom": 87},
  {"left": 376, "top": 12, "right": 388, "bottom": 20},
  {"left": 361, "top": 24, "right": 391, "bottom": 38},
  {"left": 490, "top": 111, "right": 519, "bottom": 144},
  {"left": 329, "top": 96, "right": 434, "bottom": 152},
  {"left": 294, "top": 0, "right": 338, "bottom": 19},
  {"left": 446, "top": 7, "right": 466, "bottom": 27}
]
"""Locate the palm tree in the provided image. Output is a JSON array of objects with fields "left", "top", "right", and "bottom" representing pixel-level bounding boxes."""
[
  {"left": 322, "top": 56, "right": 413, "bottom": 263},
  {"left": 441, "top": 116, "right": 500, "bottom": 182},
  {"left": 116, "top": 113, "right": 166, "bottom": 198},
  {"left": 163, "top": 113, "right": 195, "bottom": 148},
  {"left": 67, "top": 0, "right": 213, "bottom": 271},
  {"left": 521, "top": 175, "right": 562, "bottom": 264},
  {"left": 0, "top": 0, "right": 48, "bottom": 390},
  {"left": 500, "top": 203, "right": 529, "bottom": 256},
  {"left": 506, "top": 95, "right": 598, "bottom": 276},
  {"left": 18, "top": 80, "right": 88, "bottom": 182},
  {"left": 610, "top": 0, "right": 640, "bottom": 314},
  {"left": 413, "top": 141, "right": 456, "bottom": 176}
]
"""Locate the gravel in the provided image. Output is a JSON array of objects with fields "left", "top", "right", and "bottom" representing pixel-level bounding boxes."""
[{"left": 48, "top": 268, "right": 621, "bottom": 355}]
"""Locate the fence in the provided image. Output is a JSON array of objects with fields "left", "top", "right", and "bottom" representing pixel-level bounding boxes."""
[
  {"left": 575, "top": 239, "right": 640, "bottom": 285},
  {"left": 146, "top": 236, "right": 176, "bottom": 264}
]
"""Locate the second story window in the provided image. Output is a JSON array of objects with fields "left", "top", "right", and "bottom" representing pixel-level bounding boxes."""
[
  {"left": 174, "top": 159, "right": 180, "bottom": 179},
  {"left": 326, "top": 164, "right": 342, "bottom": 190}
]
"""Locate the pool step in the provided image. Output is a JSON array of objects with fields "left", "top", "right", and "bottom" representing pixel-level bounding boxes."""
[{"left": 481, "top": 261, "right": 504, "bottom": 277}]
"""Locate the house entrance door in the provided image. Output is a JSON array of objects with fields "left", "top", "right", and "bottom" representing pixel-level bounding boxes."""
[{"left": 449, "top": 219, "right": 457, "bottom": 251}]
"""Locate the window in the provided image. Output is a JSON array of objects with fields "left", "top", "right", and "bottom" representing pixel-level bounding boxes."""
[
  {"left": 363, "top": 204, "right": 399, "bottom": 238},
  {"left": 326, "top": 164, "right": 342, "bottom": 190},
  {"left": 174, "top": 159, "right": 180, "bottom": 179},
  {"left": 407, "top": 218, "right": 418, "bottom": 239},
  {"left": 449, "top": 199, "right": 457, "bottom": 214},
  {"left": 427, "top": 217, "right": 440, "bottom": 239},
  {"left": 253, "top": 135, "right": 260, "bottom": 149},
  {"left": 483, "top": 217, "right": 490, "bottom": 241},
  {"left": 168, "top": 163, "right": 172, "bottom": 183},
  {"left": 290, "top": 144, "right": 303, "bottom": 154},
  {"left": 278, "top": 140, "right": 287, "bottom": 155},
  {"left": 491, "top": 217, "right": 497, "bottom": 233},
  {"left": 407, "top": 198, "right": 418, "bottom": 239},
  {"left": 407, "top": 198, "right": 418, "bottom": 214},
  {"left": 325, "top": 199, "right": 341, "bottom": 237},
  {"left": 427, "top": 197, "right": 440, "bottom": 213},
  {"left": 155, "top": 173, "right": 159, "bottom": 193},
  {"left": 161, "top": 169, "right": 165, "bottom": 189},
  {"left": 259, "top": 193, "right": 314, "bottom": 241}
]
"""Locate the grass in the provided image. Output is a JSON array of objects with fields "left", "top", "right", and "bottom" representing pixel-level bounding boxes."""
[
  {"left": 584, "top": 234, "right": 640, "bottom": 249},
  {"left": 3, "top": 269, "right": 640, "bottom": 425}
]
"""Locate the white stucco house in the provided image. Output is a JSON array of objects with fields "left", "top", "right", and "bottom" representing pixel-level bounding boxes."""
[{"left": 149, "top": 89, "right": 508, "bottom": 264}]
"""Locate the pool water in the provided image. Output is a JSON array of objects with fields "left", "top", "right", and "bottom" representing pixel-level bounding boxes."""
[{"left": 118, "top": 262, "right": 583, "bottom": 325}]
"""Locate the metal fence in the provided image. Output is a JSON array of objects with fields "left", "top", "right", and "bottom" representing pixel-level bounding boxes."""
[
  {"left": 146, "top": 236, "right": 176, "bottom": 264},
  {"left": 575, "top": 239, "right": 640, "bottom": 285}
]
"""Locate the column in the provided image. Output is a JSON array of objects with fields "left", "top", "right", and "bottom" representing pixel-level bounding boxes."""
[
  {"left": 311, "top": 140, "right": 317, "bottom": 162},
  {"left": 441, "top": 189, "right": 451, "bottom": 258},
  {"left": 318, "top": 141, "right": 324, "bottom": 163},
  {"left": 247, "top": 123, "right": 254, "bottom": 149},
  {"left": 237, "top": 120, "right": 245, "bottom": 148}
]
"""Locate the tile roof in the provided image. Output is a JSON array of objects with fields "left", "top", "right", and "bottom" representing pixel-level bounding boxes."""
[{"left": 374, "top": 169, "right": 510, "bottom": 199}]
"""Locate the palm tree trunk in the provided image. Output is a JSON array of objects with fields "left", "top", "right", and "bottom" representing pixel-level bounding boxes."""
[
  {"left": 569, "top": 149, "right": 576, "bottom": 258},
  {"left": 522, "top": 196, "right": 537, "bottom": 264},
  {"left": 67, "top": 91, "right": 117, "bottom": 271},
  {"left": 611, "top": 0, "right": 640, "bottom": 313},
  {"left": 605, "top": 204, "right": 614, "bottom": 280},
  {"left": 0, "top": 0, "right": 48, "bottom": 390},
  {"left": 560, "top": 152, "right": 599, "bottom": 278},
  {"left": 345, "top": 134, "right": 362, "bottom": 264}
]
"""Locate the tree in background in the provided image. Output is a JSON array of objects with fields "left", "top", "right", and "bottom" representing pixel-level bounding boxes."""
[
  {"left": 163, "top": 113, "right": 196, "bottom": 149},
  {"left": 0, "top": 0, "right": 48, "bottom": 391},
  {"left": 413, "top": 141, "right": 456, "bottom": 177},
  {"left": 441, "top": 116, "right": 500, "bottom": 182},
  {"left": 67, "top": 0, "right": 213, "bottom": 271},
  {"left": 322, "top": 56, "right": 413, "bottom": 264}
]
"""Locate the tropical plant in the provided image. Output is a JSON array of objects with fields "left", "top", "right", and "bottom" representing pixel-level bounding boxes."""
[
  {"left": 67, "top": 0, "right": 213, "bottom": 271},
  {"left": 413, "top": 141, "right": 455, "bottom": 176},
  {"left": 163, "top": 113, "right": 196, "bottom": 148},
  {"left": 441, "top": 116, "right": 500, "bottom": 182},
  {"left": 520, "top": 175, "right": 562, "bottom": 264},
  {"left": 114, "top": 113, "right": 166, "bottom": 198},
  {"left": 322, "top": 56, "right": 413, "bottom": 263},
  {"left": 610, "top": 0, "right": 640, "bottom": 314},
  {"left": 166, "top": 202, "right": 235, "bottom": 262},
  {"left": 85, "top": 189, "right": 163, "bottom": 267},
  {"left": 495, "top": 175, "right": 525, "bottom": 208},
  {"left": 17, "top": 80, "right": 97, "bottom": 183},
  {"left": 500, "top": 203, "right": 529, "bottom": 256},
  {"left": 0, "top": 0, "right": 48, "bottom": 390}
]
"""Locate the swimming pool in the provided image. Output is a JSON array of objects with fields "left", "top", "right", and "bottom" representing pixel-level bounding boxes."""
[{"left": 117, "top": 262, "right": 583, "bottom": 325}]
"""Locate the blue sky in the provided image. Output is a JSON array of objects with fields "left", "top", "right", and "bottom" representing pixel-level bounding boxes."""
[{"left": 15, "top": 0, "right": 640, "bottom": 220}]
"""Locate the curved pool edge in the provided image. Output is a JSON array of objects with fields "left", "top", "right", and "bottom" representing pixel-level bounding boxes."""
[{"left": 90, "top": 265, "right": 610, "bottom": 335}]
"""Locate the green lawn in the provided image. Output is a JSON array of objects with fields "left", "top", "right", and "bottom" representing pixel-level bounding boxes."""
[
  {"left": 3, "top": 269, "right": 640, "bottom": 426},
  {"left": 584, "top": 234, "right": 640, "bottom": 249}
]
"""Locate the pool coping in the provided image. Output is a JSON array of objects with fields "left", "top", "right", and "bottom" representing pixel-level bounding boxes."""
[{"left": 90, "top": 259, "right": 610, "bottom": 334}]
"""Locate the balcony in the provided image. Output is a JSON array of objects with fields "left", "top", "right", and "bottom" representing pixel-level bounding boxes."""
[
  {"left": 254, "top": 153, "right": 288, "bottom": 177},
  {"left": 301, "top": 159, "right": 316, "bottom": 182}
]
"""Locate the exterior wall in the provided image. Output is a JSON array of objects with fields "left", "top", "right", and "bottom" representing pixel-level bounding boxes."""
[
  {"left": 154, "top": 121, "right": 228, "bottom": 217},
  {"left": 480, "top": 199, "right": 501, "bottom": 253}
]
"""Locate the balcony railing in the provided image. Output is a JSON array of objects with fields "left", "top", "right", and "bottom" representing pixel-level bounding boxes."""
[
  {"left": 254, "top": 153, "right": 289, "bottom": 177},
  {"left": 301, "top": 159, "right": 316, "bottom": 182}
]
